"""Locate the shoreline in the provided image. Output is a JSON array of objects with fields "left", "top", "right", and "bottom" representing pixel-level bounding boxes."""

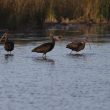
[{"left": 0, "top": 21, "right": 110, "bottom": 34}]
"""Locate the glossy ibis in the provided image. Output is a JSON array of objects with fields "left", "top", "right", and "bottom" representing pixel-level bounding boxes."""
[
  {"left": 66, "top": 38, "right": 89, "bottom": 53},
  {"left": 32, "top": 36, "right": 59, "bottom": 58},
  {"left": 0, "top": 32, "right": 14, "bottom": 54}
]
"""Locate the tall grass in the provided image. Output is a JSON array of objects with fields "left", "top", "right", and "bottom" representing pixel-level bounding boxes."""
[{"left": 0, "top": 0, "right": 110, "bottom": 30}]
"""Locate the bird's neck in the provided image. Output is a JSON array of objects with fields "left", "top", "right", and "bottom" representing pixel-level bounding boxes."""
[
  {"left": 5, "top": 37, "right": 8, "bottom": 42},
  {"left": 52, "top": 38, "right": 55, "bottom": 45}
]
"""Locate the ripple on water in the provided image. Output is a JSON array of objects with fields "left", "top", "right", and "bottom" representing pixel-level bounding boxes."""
[{"left": 0, "top": 36, "right": 110, "bottom": 110}]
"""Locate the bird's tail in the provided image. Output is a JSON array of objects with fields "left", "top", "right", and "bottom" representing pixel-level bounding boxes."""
[
  {"left": 66, "top": 45, "right": 69, "bottom": 48},
  {"left": 32, "top": 48, "right": 36, "bottom": 52}
]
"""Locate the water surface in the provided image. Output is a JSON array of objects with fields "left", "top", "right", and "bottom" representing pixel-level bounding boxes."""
[{"left": 0, "top": 25, "right": 110, "bottom": 110}]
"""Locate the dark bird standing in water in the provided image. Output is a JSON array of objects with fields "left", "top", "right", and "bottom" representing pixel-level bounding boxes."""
[
  {"left": 32, "top": 36, "right": 59, "bottom": 58},
  {"left": 66, "top": 38, "right": 90, "bottom": 54},
  {"left": 0, "top": 32, "right": 14, "bottom": 54}
]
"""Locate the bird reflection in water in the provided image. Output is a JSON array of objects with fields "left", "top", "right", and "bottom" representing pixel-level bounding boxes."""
[
  {"left": 67, "top": 53, "right": 87, "bottom": 60},
  {"left": 32, "top": 56, "right": 55, "bottom": 65},
  {"left": 4, "top": 54, "right": 14, "bottom": 63}
]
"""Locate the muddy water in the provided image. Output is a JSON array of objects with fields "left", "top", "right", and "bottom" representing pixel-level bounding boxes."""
[{"left": 0, "top": 25, "right": 110, "bottom": 110}]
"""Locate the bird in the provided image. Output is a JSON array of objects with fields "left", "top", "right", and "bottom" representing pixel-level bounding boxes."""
[
  {"left": 0, "top": 31, "right": 14, "bottom": 54},
  {"left": 66, "top": 38, "right": 88, "bottom": 54},
  {"left": 32, "top": 36, "right": 59, "bottom": 58}
]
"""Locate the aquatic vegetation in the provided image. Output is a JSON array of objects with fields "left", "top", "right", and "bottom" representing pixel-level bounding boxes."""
[{"left": 0, "top": 0, "right": 110, "bottom": 30}]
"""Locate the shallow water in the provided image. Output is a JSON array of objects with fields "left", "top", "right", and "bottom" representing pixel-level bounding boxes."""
[{"left": 0, "top": 25, "right": 110, "bottom": 110}]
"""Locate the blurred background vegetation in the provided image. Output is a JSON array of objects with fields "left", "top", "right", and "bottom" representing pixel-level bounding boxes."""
[{"left": 0, "top": 0, "right": 110, "bottom": 30}]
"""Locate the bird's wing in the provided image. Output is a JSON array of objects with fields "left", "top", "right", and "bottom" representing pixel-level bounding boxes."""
[
  {"left": 66, "top": 42, "right": 78, "bottom": 48},
  {"left": 5, "top": 42, "right": 12, "bottom": 50},
  {"left": 32, "top": 43, "right": 52, "bottom": 53}
]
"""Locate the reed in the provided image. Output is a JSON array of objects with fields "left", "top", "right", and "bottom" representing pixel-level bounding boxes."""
[{"left": 0, "top": 0, "right": 110, "bottom": 30}]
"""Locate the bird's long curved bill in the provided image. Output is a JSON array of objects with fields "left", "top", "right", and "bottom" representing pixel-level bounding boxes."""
[
  {"left": 88, "top": 43, "right": 91, "bottom": 50},
  {"left": 0, "top": 36, "right": 5, "bottom": 42}
]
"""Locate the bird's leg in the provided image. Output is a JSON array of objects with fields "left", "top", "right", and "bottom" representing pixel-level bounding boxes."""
[
  {"left": 42, "top": 53, "right": 44, "bottom": 58},
  {"left": 75, "top": 51, "right": 79, "bottom": 55},
  {"left": 42, "top": 53, "right": 46, "bottom": 58},
  {"left": 44, "top": 54, "right": 46, "bottom": 59},
  {"left": 42, "top": 53, "right": 46, "bottom": 59},
  {"left": 7, "top": 51, "right": 9, "bottom": 54},
  {"left": 70, "top": 50, "right": 73, "bottom": 54}
]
